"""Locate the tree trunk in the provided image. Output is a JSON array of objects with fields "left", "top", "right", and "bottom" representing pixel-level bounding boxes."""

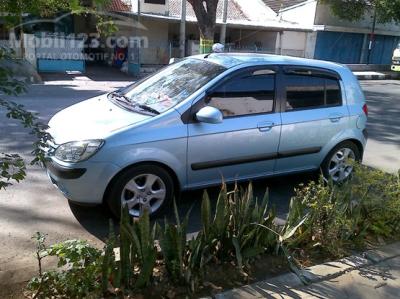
[
  {"left": 19, "top": 13, "right": 25, "bottom": 59},
  {"left": 187, "top": 0, "right": 219, "bottom": 53}
]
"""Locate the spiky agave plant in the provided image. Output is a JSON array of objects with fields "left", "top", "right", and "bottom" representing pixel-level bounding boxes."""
[
  {"left": 119, "top": 206, "right": 157, "bottom": 289},
  {"left": 200, "top": 183, "right": 277, "bottom": 269},
  {"left": 157, "top": 200, "right": 191, "bottom": 283}
]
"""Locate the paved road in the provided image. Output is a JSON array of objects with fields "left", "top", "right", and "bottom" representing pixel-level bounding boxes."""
[{"left": 0, "top": 73, "right": 399, "bottom": 274}]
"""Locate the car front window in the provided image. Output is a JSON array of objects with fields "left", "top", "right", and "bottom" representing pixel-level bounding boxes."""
[{"left": 121, "top": 58, "right": 226, "bottom": 114}]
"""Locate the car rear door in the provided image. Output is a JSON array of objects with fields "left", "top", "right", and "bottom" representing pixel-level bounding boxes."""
[
  {"left": 276, "top": 67, "right": 349, "bottom": 173},
  {"left": 186, "top": 67, "right": 282, "bottom": 188}
]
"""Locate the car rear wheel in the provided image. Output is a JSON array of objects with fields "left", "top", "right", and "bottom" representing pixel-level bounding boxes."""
[
  {"left": 321, "top": 141, "right": 361, "bottom": 183},
  {"left": 106, "top": 164, "right": 174, "bottom": 219}
]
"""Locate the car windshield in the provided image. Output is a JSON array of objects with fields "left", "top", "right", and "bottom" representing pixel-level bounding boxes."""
[{"left": 119, "top": 58, "right": 226, "bottom": 114}]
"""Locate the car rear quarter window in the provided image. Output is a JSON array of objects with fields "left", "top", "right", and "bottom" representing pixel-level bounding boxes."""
[
  {"left": 326, "top": 78, "right": 342, "bottom": 106},
  {"left": 285, "top": 74, "right": 342, "bottom": 111},
  {"left": 207, "top": 69, "right": 275, "bottom": 118}
]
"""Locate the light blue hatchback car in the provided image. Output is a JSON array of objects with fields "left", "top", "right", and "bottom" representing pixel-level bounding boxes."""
[{"left": 46, "top": 53, "right": 368, "bottom": 218}]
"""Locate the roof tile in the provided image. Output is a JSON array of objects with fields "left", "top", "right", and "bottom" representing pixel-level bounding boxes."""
[
  {"left": 169, "top": 0, "right": 249, "bottom": 21},
  {"left": 107, "top": 0, "right": 131, "bottom": 12}
]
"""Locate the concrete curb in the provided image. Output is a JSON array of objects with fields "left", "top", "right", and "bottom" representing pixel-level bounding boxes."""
[
  {"left": 354, "top": 72, "right": 400, "bottom": 80},
  {"left": 215, "top": 242, "right": 400, "bottom": 299}
]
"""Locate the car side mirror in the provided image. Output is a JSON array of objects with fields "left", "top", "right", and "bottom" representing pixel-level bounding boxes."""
[{"left": 196, "top": 106, "right": 223, "bottom": 124}]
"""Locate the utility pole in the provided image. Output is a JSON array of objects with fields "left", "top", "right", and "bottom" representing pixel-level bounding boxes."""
[
  {"left": 130, "top": 0, "right": 141, "bottom": 75},
  {"left": 179, "top": 0, "right": 186, "bottom": 58},
  {"left": 137, "top": 0, "right": 141, "bottom": 70},
  {"left": 220, "top": 0, "right": 228, "bottom": 44},
  {"left": 367, "top": 6, "right": 377, "bottom": 65}
]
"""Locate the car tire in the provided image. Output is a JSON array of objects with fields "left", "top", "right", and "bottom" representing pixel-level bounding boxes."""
[
  {"left": 106, "top": 164, "right": 174, "bottom": 219},
  {"left": 321, "top": 141, "right": 361, "bottom": 183}
]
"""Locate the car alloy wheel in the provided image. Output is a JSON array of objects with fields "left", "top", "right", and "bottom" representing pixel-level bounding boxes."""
[
  {"left": 328, "top": 147, "right": 356, "bottom": 182},
  {"left": 121, "top": 173, "right": 167, "bottom": 217}
]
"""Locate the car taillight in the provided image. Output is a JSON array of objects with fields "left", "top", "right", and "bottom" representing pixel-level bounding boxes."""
[{"left": 362, "top": 104, "right": 368, "bottom": 116}]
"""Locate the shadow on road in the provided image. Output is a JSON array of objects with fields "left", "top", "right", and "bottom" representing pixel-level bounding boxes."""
[
  {"left": 365, "top": 90, "right": 400, "bottom": 146},
  {"left": 69, "top": 171, "right": 318, "bottom": 241}
]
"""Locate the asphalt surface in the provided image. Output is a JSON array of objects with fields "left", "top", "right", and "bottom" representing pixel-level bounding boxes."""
[{"left": 0, "top": 70, "right": 399, "bottom": 273}]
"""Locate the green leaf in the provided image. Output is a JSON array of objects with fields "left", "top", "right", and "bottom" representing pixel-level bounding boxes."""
[{"left": 232, "top": 236, "right": 243, "bottom": 269}]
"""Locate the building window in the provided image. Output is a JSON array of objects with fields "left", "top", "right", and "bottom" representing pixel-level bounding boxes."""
[{"left": 207, "top": 69, "right": 276, "bottom": 118}]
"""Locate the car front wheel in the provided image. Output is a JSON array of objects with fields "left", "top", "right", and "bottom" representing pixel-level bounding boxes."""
[{"left": 106, "top": 164, "right": 174, "bottom": 218}]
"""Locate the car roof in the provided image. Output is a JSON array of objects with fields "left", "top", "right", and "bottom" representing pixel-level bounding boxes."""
[{"left": 191, "top": 53, "right": 348, "bottom": 74}]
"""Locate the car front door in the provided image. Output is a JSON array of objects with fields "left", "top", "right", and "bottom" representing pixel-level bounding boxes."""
[
  {"left": 186, "top": 67, "right": 282, "bottom": 189},
  {"left": 276, "top": 68, "right": 349, "bottom": 173}
]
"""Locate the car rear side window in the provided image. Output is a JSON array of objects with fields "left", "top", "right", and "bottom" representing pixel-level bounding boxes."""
[
  {"left": 285, "top": 75, "right": 342, "bottom": 111},
  {"left": 206, "top": 69, "right": 275, "bottom": 118}
]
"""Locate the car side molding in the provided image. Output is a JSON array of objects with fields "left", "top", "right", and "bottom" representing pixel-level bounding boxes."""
[{"left": 191, "top": 147, "right": 322, "bottom": 171}]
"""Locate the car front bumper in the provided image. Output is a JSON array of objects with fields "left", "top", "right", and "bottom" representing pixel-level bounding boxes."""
[{"left": 45, "top": 159, "right": 121, "bottom": 204}]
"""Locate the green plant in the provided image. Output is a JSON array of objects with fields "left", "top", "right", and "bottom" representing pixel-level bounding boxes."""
[
  {"left": 118, "top": 206, "right": 157, "bottom": 289},
  {"left": 26, "top": 166, "right": 399, "bottom": 297},
  {"left": 28, "top": 239, "right": 103, "bottom": 299},
  {"left": 101, "top": 220, "right": 117, "bottom": 294},
  {"left": 157, "top": 183, "right": 278, "bottom": 292},
  {"left": 157, "top": 201, "right": 191, "bottom": 284},
  {"left": 199, "top": 183, "right": 277, "bottom": 270},
  {"left": 285, "top": 165, "right": 400, "bottom": 258}
]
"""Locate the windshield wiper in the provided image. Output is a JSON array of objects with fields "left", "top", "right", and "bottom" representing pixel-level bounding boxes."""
[
  {"left": 109, "top": 92, "right": 160, "bottom": 115},
  {"left": 135, "top": 104, "right": 160, "bottom": 115},
  {"left": 108, "top": 91, "right": 131, "bottom": 105}
]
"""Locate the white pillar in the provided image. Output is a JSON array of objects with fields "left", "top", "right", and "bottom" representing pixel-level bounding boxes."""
[{"left": 220, "top": 0, "right": 228, "bottom": 44}]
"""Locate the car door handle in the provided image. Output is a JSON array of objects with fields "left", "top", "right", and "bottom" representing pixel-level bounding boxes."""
[
  {"left": 257, "top": 121, "right": 274, "bottom": 132},
  {"left": 329, "top": 114, "right": 344, "bottom": 123}
]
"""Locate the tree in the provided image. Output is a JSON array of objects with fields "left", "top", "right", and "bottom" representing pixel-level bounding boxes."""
[
  {"left": 187, "top": 0, "right": 219, "bottom": 53},
  {"left": 321, "top": 0, "right": 400, "bottom": 23}
]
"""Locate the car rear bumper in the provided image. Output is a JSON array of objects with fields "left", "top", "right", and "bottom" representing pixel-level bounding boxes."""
[
  {"left": 45, "top": 159, "right": 121, "bottom": 204},
  {"left": 362, "top": 128, "right": 368, "bottom": 140}
]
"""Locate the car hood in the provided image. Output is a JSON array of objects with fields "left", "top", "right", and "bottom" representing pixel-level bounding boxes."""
[{"left": 48, "top": 94, "right": 151, "bottom": 144}]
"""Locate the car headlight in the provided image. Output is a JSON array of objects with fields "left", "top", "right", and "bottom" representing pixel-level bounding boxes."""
[{"left": 55, "top": 140, "right": 104, "bottom": 163}]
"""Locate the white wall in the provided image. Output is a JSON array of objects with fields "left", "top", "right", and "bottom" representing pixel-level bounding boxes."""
[
  {"left": 304, "top": 31, "right": 317, "bottom": 59},
  {"left": 315, "top": 3, "right": 400, "bottom": 34},
  {"left": 276, "top": 31, "right": 307, "bottom": 57},
  {"left": 131, "top": 0, "right": 169, "bottom": 15},
  {"left": 118, "top": 18, "right": 170, "bottom": 64}
]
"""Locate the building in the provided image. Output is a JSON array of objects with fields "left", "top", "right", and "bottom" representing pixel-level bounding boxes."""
[
  {"left": 270, "top": 0, "right": 400, "bottom": 64},
  {"left": 1, "top": 0, "right": 398, "bottom": 73},
  {"left": 101, "top": 0, "right": 400, "bottom": 66}
]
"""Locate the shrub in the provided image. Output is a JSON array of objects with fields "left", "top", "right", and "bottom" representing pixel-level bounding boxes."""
[
  {"left": 286, "top": 165, "right": 400, "bottom": 258},
  {"left": 27, "top": 237, "right": 103, "bottom": 299}
]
